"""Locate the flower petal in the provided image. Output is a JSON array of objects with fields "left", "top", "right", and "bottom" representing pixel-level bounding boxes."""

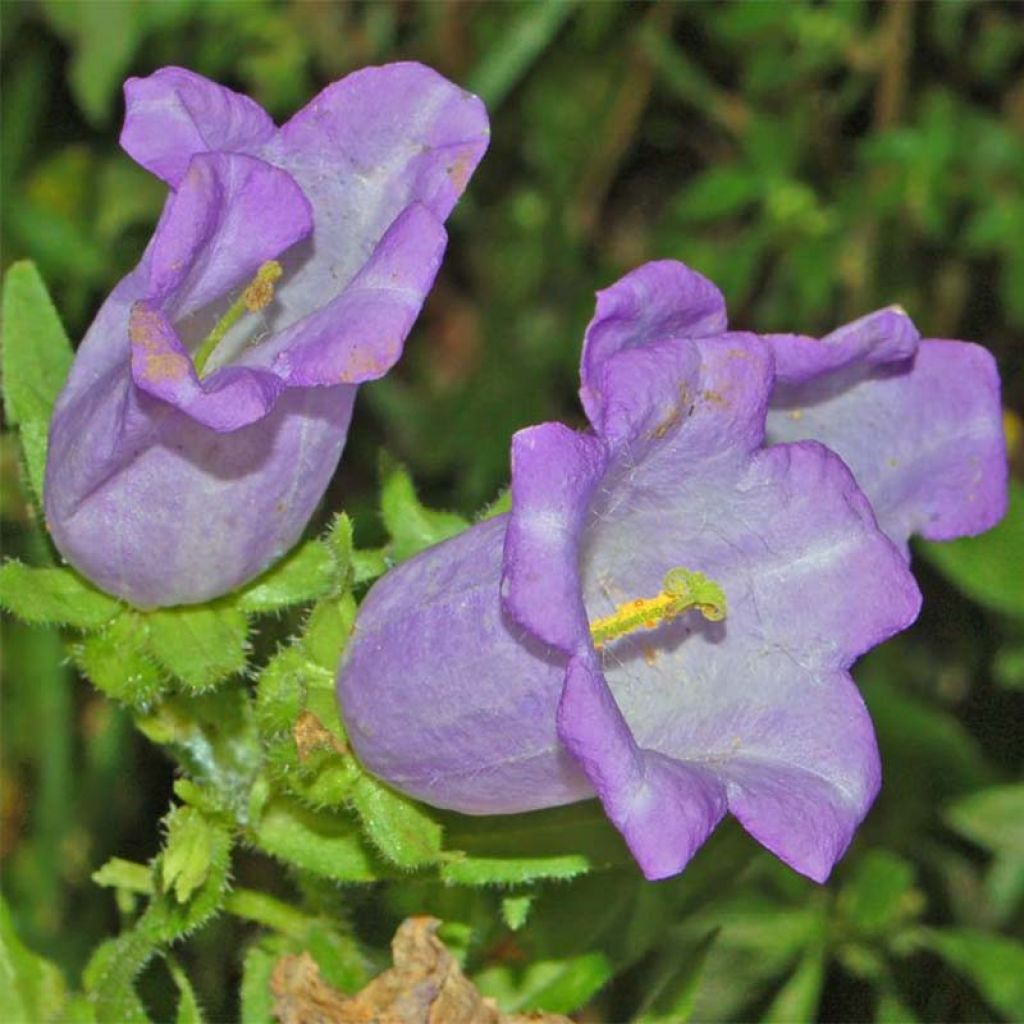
[
  {"left": 121, "top": 66, "right": 275, "bottom": 186},
  {"left": 767, "top": 323, "right": 1007, "bottom": 548},
  {"left": 579, "top": 260, "right": 727, "bottom": 430},
  {"left": 502, "top": 423, "right": 608, "bottom": 651}
]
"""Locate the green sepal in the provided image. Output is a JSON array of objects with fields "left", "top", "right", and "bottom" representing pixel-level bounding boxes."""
[
  {"left": 349, "top": 774, "right": 444, "bottom": 870},
  {"left": 145, "top": 605, "right": 249, "bottom": 692},
  {"left": 302, "top": 592, "right": 357, "bottom": 672},
  {"left": 0, "top": 261, "right": 73, "bottom": 505},
  {"left": 0, "top": 893, "right": 69, "bottom": 1024},
  {"left": 236, "top": 514, "right": 353, "bottom": 613},
  {"left": 0, "top": 561, "right": 121, "bottom": 629},
  {"left": 72, "top": 611, "right": 166, "bottom": 707},
  {"left": 253, "top": 797, "right": 386, "bottom": 883},
  {"left": 92, "top": 858, "right": 153, "bottom": 895},
  {"left": 380, "top": 455, "right": 468, "bottom": 562}
]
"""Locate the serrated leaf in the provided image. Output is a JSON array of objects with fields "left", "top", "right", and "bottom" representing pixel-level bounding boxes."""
[
  {"left": 0, "top": 261, "right": 73, "bottom": 501},
  {"left": 0, "top": 561, "right": 121, "bottom": 629},
  {"left": 73, "top": 612, "right": 166, "bottom": 707},
  {"left": 236, "top": 541, "right": 338, "bottom": 613},
  {"left": 918, "top": 928, "right": 1024, "bottom": 1020},
  {"left": 440, "top": 801, "right": 630, "bottom": 885},
  {"left": 146, "top": 605, "right": 248, "bottom": 691},
  {"left": 349, "top": 774, "right": 443, "bottom": 869},
  {"left": 946, "top": 784, "right": 1024, "bottom": 855},
  {"left": 0, "top": 894, "right": 68, "bottom": 1024},
  {"left": 380, "top": 456, "right": 468, "bottom": 562},
  {"left": 161, "top": 807, "right": 216, "bottom": 904},
  {"left": 254, "top": 798, "right": 385, "bottom": 882},
  {"left": 919, "top": 479, "right": 1024, "bottom": 618},
  {"left": 167, "top": 959, "right": 205, "bottom": 1024}
]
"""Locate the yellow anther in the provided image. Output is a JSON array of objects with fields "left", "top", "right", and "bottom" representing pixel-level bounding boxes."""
[{"left": 589, "top": 568, "right": 726, "bottom": 650}]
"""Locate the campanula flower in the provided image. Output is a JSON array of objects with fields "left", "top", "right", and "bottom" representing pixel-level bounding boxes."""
[
  {"left": 45, "top": 64, "right": 488, "bottom": 606},
  {"left": 337, "top": 261, "right": 992, "bottom": 882}
]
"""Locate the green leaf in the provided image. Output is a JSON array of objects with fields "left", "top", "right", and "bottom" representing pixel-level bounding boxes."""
[
  {"left": 467, "top": 0, "right": 578, "bottom": 109},
  {"left": 635, "top": 929, "right": 718, "bottom": 1024},
  {"left": 0, "top": 561, "right": 121, "bottom": 629},
  {"left": 501, "top": 895, "right": 534, "bottom": 931},
  {"left": 946, "top": 784, "right": 1024, "bottom": 855},
  {"left": 254, "top": 798, "right": 385, "bottom": 882},
  {"left": 349, "top": 774, "right": 443, "bottom": 869},
  {"left": 146, "top": 605, "right": 248, "bottom": 691},
  {"left": 167, "top": 959, "right": 205, "bottom": 1024},
  {"left": 440, "top": 801, "right": 631, "bottom": 885},
  {"left": 0, "top": 261, "right": 73, "bottom": 502},
  {"left": 82, "top": 929, "right": 154, "bottom": 1024},
  {"left": 838, "top": 850, "right": 921, "bottom": 937},
  {"left": 73, "top": 612, "right": 166, "bottom": 707},
  {"left": 239, "top": 939, "right": 283, "bottom": 1024},
  {"left": 918, "top": 479, "right": 1024, "bottom": 618},
  {"left": 380, "top": 456, "right": 468, "bottom": 562},
  {"left": 0, "top": 894, "right": 68, "bottom": 1024},
  {"left": 762, "top": 944, "right": 825, "bottom": 1023},
  {"left": 161, "top": 807, "right": 217, "bottom": 904},
  {"left": 918, "top": 928, "right": 1024, "bottom": 1020},
  {"left": 92, "top": 858, "right": 153, "bottom": 895},
  {"left": 476, "top": 953, "right": 612, "bottom": 1016}
]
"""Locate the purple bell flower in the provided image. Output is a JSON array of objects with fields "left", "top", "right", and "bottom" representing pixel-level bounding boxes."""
[
  {"left": 336, "top": 261, "right": 1006, "bottom": 882},
  {"left": 44, "top": 64, "right": 488, "bottom": 606}
]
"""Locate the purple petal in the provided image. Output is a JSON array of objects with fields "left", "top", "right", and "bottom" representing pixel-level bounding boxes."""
[
  {"left": 767, "top": 317, "right": 1007, "bottom": 549},
  {"left": 580, "top": 260, "right": 727, "bottom": 429},
  {"left": 121, "top": 66, "right": 275, "bottom": 186}
]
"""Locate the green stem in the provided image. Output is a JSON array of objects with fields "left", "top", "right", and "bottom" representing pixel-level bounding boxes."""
[{"left": 222, "top": 888, "right": 310, "bottom": 938}]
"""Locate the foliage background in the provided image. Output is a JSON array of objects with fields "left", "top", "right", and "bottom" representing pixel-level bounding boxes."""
[{"left": 2, "top": 1, "right": 1022, "bottom": 1021}]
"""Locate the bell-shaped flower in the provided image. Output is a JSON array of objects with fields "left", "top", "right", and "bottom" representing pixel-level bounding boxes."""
[
  {"left": 337, "top": 260, "right": 1004, "bottom": 882},
  {"left": 45, "top": 64, "right": 488, "bottom": 606}
]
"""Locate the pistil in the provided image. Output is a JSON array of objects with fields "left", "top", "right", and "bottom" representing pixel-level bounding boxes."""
[
  {"left": 590, "top": 568, "right": 726, "bottom": 650},
  {"left": 192, "top": 260, "right": 283, "bottom": 377}
]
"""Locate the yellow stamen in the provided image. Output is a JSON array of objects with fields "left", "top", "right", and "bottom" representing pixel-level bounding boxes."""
[
  {"left": 192, "top": 260, "right": 282, "bottom": 377},
  {"left": 589, "top": 568, "right": 726, "bottom": 650}
]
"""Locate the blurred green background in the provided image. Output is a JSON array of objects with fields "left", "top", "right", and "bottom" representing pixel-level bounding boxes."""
[{"left": 2, "top": 1, "right": 1022, "bottom": 1021}]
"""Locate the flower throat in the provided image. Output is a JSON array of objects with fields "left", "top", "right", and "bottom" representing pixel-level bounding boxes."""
[{"left": 192, "top": 260, "right": 282, "bottom": 377}]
